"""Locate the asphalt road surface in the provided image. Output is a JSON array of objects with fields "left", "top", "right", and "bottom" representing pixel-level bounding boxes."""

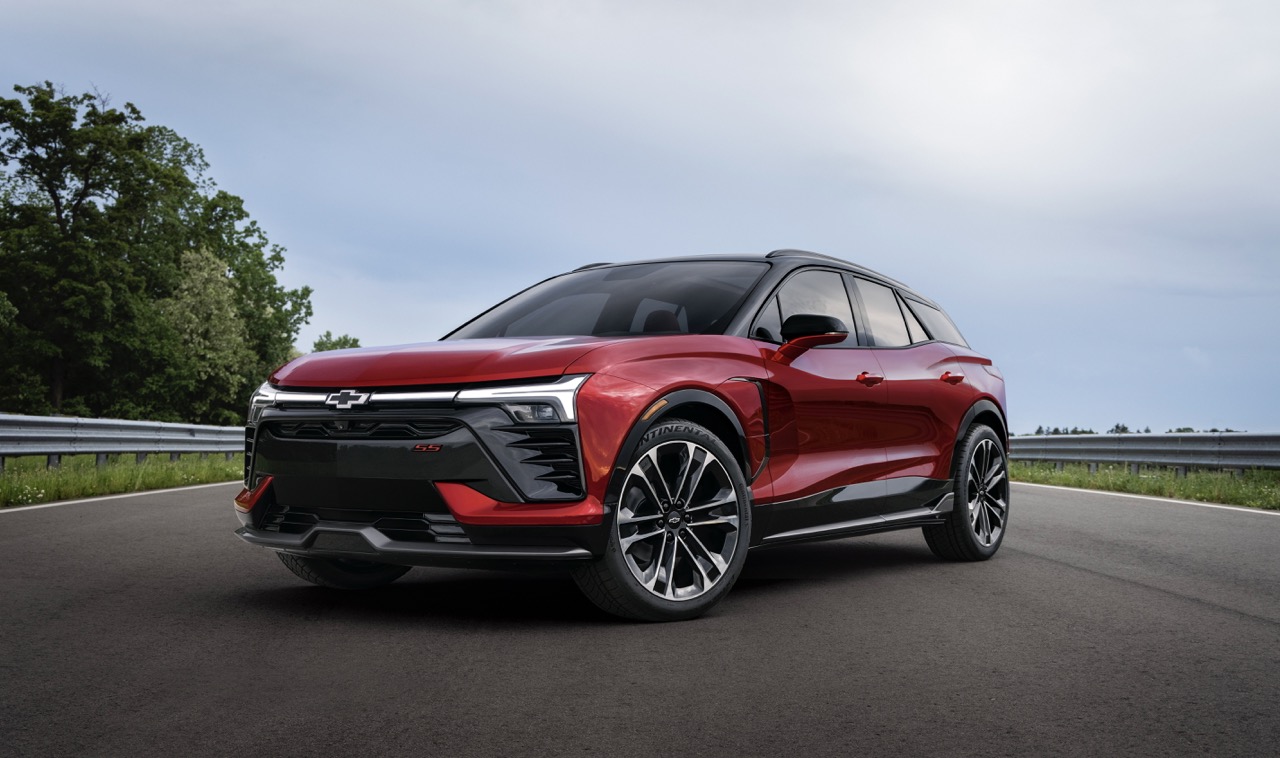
[{"left": 2, "top": 482, "right": 1278, "bottom": 757}]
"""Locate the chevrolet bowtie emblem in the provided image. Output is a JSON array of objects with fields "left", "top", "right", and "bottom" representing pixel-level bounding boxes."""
[{"left": 325, "top": 389, "right": 370, "bottom": 409}]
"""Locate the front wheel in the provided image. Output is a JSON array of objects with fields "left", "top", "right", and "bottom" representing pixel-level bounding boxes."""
[
  {"left": 573, "top": 419, "right": 752, "bottom": 622},
  {"left": 277, "top": 553, "right": 411, "bottom": 589},
  {"left": 923, "top": 424, "right": 1009, "bottom": 561}
]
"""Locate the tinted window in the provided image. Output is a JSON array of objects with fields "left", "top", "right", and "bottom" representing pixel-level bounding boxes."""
[
  {"left": 899, "top": 293, "right": 929, "bottom": 344},
  {"left": 853, "top": 278, "right": 910, "bottom": 347},
  {"left": 753, "top": 270, "right": 857, "bottom": 346},
  {"left": 751, "top": 297, "right": 783, "bottom": 342},
  {"left": 447, "top": 261, "right": 768, "bottom": 339},
  {"left": 630, "top": 298, "right": 689, "bottom": 333},
  {"left": 905, "top": 299, "right": 969, "bottom": 347}
]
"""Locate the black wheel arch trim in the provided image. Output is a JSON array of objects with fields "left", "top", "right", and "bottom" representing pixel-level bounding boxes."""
[
  {"left": 603, "top": 387, "right": 754, "bottom": 513},
  {"left": 956, "top": 398, "right": 1008, "bottom": 449}
]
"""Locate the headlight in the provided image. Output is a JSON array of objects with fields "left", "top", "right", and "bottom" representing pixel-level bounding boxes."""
[
  {"left": 455, "top": 374, "right": 589, "bottom": 423},
  {"left": 247, "top": 383, "right": 277, "bottom": 426}
]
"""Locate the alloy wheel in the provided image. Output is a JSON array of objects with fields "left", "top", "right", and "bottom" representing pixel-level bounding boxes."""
[
  {"left": 967, "top": 438, "right": 1008, "bottom": 547},
  {"left": 616, "top": 440, "right": 741, "bottom": 601}
]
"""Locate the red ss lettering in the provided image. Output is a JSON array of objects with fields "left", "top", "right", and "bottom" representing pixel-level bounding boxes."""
[{"left": 412, "top": 444, "right": 443, "bottom": 453}]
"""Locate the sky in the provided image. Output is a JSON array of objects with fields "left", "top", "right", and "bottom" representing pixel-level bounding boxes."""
[{"left": 3, "top": 0, "right": 1278, "bottom": 434}]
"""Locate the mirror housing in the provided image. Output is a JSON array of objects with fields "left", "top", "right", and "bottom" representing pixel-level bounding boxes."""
[{"left": 770, "top": 314, "right": 848, "bottom": 364}]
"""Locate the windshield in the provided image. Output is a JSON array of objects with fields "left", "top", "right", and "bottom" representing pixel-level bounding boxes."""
[{"left": 446, "top": 261, "right": 770, "bottom": 339}]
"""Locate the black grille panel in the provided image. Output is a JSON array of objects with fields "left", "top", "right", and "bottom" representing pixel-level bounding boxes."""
[
  {"left": 267, "top": 418, "right": 461, "bottom": 440},
  {"left": 259, "top": 503, "right": 470, "bottom": 544},
  {"left": 497, "top": 426, "right": 585, "bottom": 498}
]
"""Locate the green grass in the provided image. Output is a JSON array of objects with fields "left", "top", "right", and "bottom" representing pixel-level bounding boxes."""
[
  {"left": 1010, "top": 461, "right": 1280, "bottom": 511},
  {"left": 0, "top": 453, "right": 241, "bottom": 509}
]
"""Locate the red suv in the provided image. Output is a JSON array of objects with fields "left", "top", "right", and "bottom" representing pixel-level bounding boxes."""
[{"left": 234, "top": 250, "right": 1008, "bottom": 621}]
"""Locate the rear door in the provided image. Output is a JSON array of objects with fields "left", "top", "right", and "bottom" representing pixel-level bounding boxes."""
[{"left": 848, "top": 276, "right": 973, "bottom": 513}]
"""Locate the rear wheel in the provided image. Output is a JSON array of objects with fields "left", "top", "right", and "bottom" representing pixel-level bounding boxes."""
[
  {"left": 573, "top": 419, "right": 751, "bottom": 621},
  {"left": 277, "top": 553, "right": 411, "bottom": 589},
  {"left": 924, "top": 424, "right": 1009, "bottom": 561}
]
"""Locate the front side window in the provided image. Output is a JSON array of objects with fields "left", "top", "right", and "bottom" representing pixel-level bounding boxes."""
[
  {"left": 752, "top": 269, "right": 857, "bottom": 346},
  {"left": 447, "top": 261, "right": 768, "bottom": 339}
]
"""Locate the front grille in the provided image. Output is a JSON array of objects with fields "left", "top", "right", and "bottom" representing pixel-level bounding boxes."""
[
  {"left": 258, "top": 503, "right": 470, "bottom": 544},
  {"left": 498, "top": 426, "right": 585, "bottom": 498},
  {"left": 267, "top": 418, "right": 461, "bottom": 440}
]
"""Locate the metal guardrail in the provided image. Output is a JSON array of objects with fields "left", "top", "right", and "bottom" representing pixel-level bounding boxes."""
[
  {"left": 0, "top": 413, "right": 241, "bottom": 473},
  {"left": 1009, "top": 433, "right": 1280, "bottom": 471}
]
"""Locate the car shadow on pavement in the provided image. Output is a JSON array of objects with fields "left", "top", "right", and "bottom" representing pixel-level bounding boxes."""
[
  {"left": 231, "top": 536, "right": 940, "bottom": 626},
  {"left": 733, "top": 535, "right": 941, "bottom": 595}
]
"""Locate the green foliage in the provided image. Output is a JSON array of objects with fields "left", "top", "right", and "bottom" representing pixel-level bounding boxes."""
[
  {"left": 0, "top": 82, "right": 312, "bottom": 423},
  {"left": 1010, "top": 462, "right": 1280, "bottom": 511},
  {"left": 0, "top": 453, "right": 240, "bottom": 508},
  {"left": 312, "top": 330, "right": 360, "bottom": 352}
]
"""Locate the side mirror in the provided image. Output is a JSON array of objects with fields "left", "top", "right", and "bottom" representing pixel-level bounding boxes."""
[{"left": 771, "top": 314, "right": 848, "bottom": 364}]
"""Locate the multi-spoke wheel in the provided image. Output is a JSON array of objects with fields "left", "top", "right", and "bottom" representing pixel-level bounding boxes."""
[
  {"left": 573, "top": 419, "right": 751, "bottom": 621},
  {"left": 923, "top": 424, "right": 1009, "bottom": 561}
]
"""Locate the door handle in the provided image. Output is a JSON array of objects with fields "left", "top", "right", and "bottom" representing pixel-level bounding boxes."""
[
  {"left": 856, "top": 372, "right": 884, "bottom": 387},
  {"left": 940, "top": 371, "right": 965, "bottom": 385}
]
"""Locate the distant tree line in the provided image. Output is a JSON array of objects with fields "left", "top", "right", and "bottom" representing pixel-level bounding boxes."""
[
  {"left": 1030, "top": 424, "right": 1242, "bottom": 435},
  {"left": 0, "top": 82, "right": 355, "bottom": 425}
]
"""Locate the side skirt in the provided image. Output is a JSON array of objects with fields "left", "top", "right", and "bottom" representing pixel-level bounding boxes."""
[{"left": 754, "top": 479, "right": 953, "bottom": 548}]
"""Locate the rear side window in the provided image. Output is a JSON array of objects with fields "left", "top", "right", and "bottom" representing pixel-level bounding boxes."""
[
  {"left": 753, "top": 270, "right": 857, "bottom": 346},
  {"left": 899, "top": 293, "right": 929, "bottom": 344},
  {"left": 852, "top": 278, "right": 911, "bottom": 347},
  {"left": 905, "top": 298, "right": 969, "bottom": 347}
]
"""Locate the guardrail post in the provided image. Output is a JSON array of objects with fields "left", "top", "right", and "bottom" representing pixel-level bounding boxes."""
[
  {"left": 225, "top": 452, "right": 234, "bottom": 461},
  {"left": 136, "top": 453, "right": 147, "bottom": 464},
  {"left": 47, "top": 454, "right": 61, "bottom": 470},
  {"left": 199, "top": 452, "right": 209, "bottom": 460},
  {"left": 1129, "top": 463, "right": 1140, "bottom": 476},
  {"left": 1088, "top": 463, "right": 1098, "bottom": 474},
  {"left": 96, "top": 453, "right": 108, "bottom": 467},
  {"left": 1174, "top": 466, "right": 1187, "bottom": 478},
  {"left": 0, "top": 456, "right": 5, "bottom": 475},
  {"left": 1054, "top": 461, "right": 1064, "bottom": 471},
  {"left": 169, "top": 452, "right": 181, "bottom": 463}
]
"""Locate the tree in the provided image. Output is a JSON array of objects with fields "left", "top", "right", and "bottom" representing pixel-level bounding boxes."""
[
  {"left": 313, "top": 331, "right": 361, "bottom": 352},
  {"left": 0, "top": 82, "right": 312, "bottom": 423},
  {"left": 1107, "top": 423, "right": 1131, "bottom": 434}
]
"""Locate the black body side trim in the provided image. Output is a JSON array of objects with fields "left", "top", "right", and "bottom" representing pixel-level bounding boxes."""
[{"left": 755, "top": 477, "right": 953, "bottom": 546}]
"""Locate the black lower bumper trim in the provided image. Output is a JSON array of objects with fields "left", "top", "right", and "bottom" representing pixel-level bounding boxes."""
[{"left": 236, "top": 525, "right": 594, "bottom": 568}]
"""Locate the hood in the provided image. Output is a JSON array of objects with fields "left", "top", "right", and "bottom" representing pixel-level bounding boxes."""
[{"left": 270, "top": 337, "right": 620, "bottom": 388}]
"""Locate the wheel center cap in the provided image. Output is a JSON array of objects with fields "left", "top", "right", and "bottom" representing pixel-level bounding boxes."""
[{"left": 667, "top": 512, "right": 684, "bottom": 529}]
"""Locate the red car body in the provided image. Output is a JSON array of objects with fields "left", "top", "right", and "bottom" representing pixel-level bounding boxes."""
[{"left": 235, "top": 250, "right": 1008, "bottom": 620}]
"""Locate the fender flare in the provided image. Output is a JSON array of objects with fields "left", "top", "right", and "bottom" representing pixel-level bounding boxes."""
[
  {"left": 956, "top": 398, "right": 1008, "bottom": 448},
  {"left": 601, "top": 388, "right": 750, "bottom": 512}
]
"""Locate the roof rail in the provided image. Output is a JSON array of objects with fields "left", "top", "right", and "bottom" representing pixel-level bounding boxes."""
[
  {"left": 765, "top": 249, "right": 850, "bottom": 264},
  {"left": 573, "top": 261, "right": 613, "bottom": 271}
]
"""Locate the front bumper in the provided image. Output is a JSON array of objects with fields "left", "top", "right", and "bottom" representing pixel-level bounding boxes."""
[
  {"left": 236, "top": 401, "right": 608, "bottom": 567},
  {"left": 235, "top": 523, "right": 593, "bottom": 569}
]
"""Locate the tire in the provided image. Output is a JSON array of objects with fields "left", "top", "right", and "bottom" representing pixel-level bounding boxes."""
[
  {"left": 572, "top": 419, "right": 752, "bottom": 622},
  {"left": 277, "top": 552, "right": 411, "bottom": 590},
  {"left": 924, "top": 424, "right": 1010, "bottom": 561}
]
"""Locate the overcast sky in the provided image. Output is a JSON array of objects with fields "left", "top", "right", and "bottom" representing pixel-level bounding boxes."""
[{"left": 4, "top": 1, "right": 1278, "bottom": 433}]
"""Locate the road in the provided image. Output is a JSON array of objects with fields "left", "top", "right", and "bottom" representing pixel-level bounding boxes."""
[{"left": 2, "top": 482, "right": 1278, "bottom": 757}]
